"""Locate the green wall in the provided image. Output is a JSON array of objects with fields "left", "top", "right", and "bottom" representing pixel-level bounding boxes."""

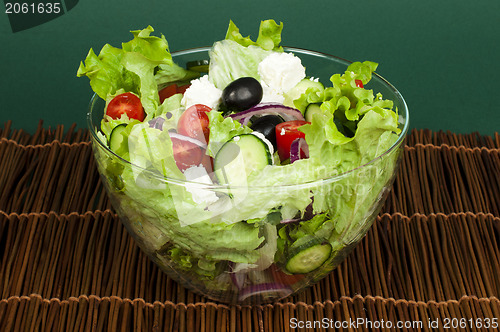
[{"left": 1, "top": 0, "right": 499, "bottom": 135}]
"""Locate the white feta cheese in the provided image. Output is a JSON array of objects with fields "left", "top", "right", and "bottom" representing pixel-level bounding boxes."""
[
  {"left": 181, "top": 75, "right": 222, "bottom": 110},
  {"left": 183, "top": 165, "right": 219, "bottom": 205},
  {"left": 260, "top": 81, "right": 286, "bottom": 104},
  {"left": 258, "top": 52, "right": 306, "bottom": 95}
]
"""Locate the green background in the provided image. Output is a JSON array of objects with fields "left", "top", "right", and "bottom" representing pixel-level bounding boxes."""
[{"left": 1, "top": 0, "right": 499, "bottom": 135}]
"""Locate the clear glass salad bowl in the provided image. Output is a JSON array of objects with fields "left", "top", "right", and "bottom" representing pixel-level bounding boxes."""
[{"left": 87, "top": 47, "right": 409, "bottom": 304}]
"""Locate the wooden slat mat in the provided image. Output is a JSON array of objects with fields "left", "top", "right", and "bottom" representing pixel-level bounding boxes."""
[{"left": 1, "top": 121, "right": 499, "bottom": 331}]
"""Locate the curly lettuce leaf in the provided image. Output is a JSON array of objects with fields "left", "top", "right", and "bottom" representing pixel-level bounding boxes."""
[
  {"left": 256, "top": 20, "right": 284, "bottom": 51},
  {"left": 209, "top": 19, "right": 283, "bottom": 89},
  {"left": 286, "top": 61, "right": 386, "bottom": 127},
  {"left": 225, "top": 19, "right": 283, "bottom": 51},
  {"left": 206, "top": 110, "right": 252, "bottom": 157},
  {"left": 77, "top": 45, "right": 139, "bottom": 99},
  {"left": 303, "top": 108, "right": 400, "bottom": 233},
  {"left": 78, "top": 26, "right": 193, "bottom": 118},
  {"left": 347, "top": 61, "right": 378, "bottom": 85}
]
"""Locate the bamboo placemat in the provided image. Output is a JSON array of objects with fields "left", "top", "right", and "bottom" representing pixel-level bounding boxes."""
[{"left": 1, "top": 120, "right": 499, "bottom": 331}]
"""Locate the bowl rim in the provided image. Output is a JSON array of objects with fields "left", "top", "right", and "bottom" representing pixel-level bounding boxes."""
[{"left": 87, "top": 46, "right": 409, "bottom": 189}]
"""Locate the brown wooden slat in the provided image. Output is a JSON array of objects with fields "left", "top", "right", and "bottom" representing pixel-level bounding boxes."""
[{"left": 1, "top": 294, "right": 497, "bottom": 332}]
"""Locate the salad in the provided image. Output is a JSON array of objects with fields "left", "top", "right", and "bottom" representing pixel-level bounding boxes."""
[{"left": 78, "top": 20, "right": 403, "bottom": 303}]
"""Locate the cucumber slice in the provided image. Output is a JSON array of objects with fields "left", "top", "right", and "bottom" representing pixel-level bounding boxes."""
[
  {"left": 214, "top": 134, "right": 272, "bottom": 186},
  {"left": 109, "top": 123, "right": 128, "bottom": 154},
  {"left": 283, "top": 78, "right": 325, "bottom": 112},
  {"left": 186, "top": 60, "right": 209, "bottom": 73},
  {"left": 304, "top": 103, "right": 322, "bottom": 122},
  {"left": 285, "top": 239, "right": 332, "bottom": 274}
]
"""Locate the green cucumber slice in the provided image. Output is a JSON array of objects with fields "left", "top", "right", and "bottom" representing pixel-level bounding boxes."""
[
  {"left": 214, "top": 134, "right": 272, "bottom": 186},
  {"left": 108, "top": 123, "right": 128, "bottom": 154},
  {"left": 304, "top": 103, "right": 322, "bottom": 122},
  {"left": 285, "top": 239, "right": 332, "bottom": 274}
]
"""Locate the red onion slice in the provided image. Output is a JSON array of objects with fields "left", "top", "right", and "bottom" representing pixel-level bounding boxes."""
[
  {"left": 238, "top": 283, "right": 292, "bottom": 302},
  {"left": 229, "top": 103, "right": 305, "bottom": 126},
  {"left": 290, "top": 138, "right": 309, "bottom": 163},
  {"left": 230, "top": 272, "right": 247, "bottom": 290},
  {"left": 168, "top": 132, "right": 207, "bottom": 149}
]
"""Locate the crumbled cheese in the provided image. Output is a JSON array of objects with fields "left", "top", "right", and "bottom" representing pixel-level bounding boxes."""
[
  {"left": 258, "top": 52, "right": 306, "bottom": 95},
  {"left": 181, "top": 75, "right": 222, "bottom": 109},
  {"left": 183, "top": 165, "right": 219, "bottom": 205},
  {"left": 309, "top": 77, "right": 319, "bottom": 82},
  {"left": 251, "top": 131, "right": 274, "bottom": 158},
  {"left": 280, "top": 128, "right": 286, "bottom": 135},
  {"left": 260, "top": 81, "right": 286, "bottom": 104}
]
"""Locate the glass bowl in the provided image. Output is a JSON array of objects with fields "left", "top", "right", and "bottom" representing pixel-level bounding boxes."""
[{"left": 87, "top": 47, "right": 409, "bottom": 304}]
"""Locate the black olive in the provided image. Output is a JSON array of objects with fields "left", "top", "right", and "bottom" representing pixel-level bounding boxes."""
[
  {"left": 222, "top": 77, "right": 263, "bottom": 113},
  {"left": 250, "top": 115, "right": 284, "bottom": 149}
]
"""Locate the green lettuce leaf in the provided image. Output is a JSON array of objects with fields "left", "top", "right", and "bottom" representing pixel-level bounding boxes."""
[
  {"left": 208, "top": 39, "right": 272, "bottom": 89},
  {"left": 105, "top": 165, "right": 265, "bottom": 265},
  {"left": 127, "top": 123, "right": 185, "bottom": 179},
  {"left": 206, "top": 110, "right": 253, "bottom": 157},
  {"left": 287, "top": 84, "right": 325, "bottom": 113},
  {"left": 256, "top": 20, "right": 284, "bottom": 51},
  {"left": 78, "top": 26, "right": 194, "bottom": 118},
  {"left": 77, "top": 45, "right": 139, "bottom": 99},
  {"left": 101, "top": 113, "right": 132, "bottom": 141},
  {"left": 225, "top": 19, "right": 283, "bottom": 51},
  {"left": 155, "top": 93, "right": 184, "bottom": 129},
  {"left": 155, "top": 62, "right": 200, "bottom": 87},
  {"left": 307, "top": 109, "right": 400, "bottom": 234},
  {"left": 346, "top": 61, "right": 378, "bottom": 85},
  {"left": 209, "top": 19, "right": 283, "bottom": 89}
]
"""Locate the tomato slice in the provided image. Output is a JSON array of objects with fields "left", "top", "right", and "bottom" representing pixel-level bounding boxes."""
[
  {"left": 159, "top": 84, "right": 178, "bottom": 104},
  {"left": 171, "top": 137, "right": 204, "bottom": 172},
  {"left": 275, "top": 120, "right": 310, "bottom": 161},
  {"left": 106, "top": 92, "right": 145, "bottom": 121},
  {"left": 159, "top": 84, "right": 191, "bottom": 104},
  {"left": 177, "top": 104, "right": 211, "bottom": 143},
  {"left": 355, "top": 79, "right": 364, "bottom": 88},
  {"left": 201, "top": 153, "right": 214, "bottom": 174},
  {"left": 176, "top": 84, "right": 191, "bottom": 94},
  {"left": 269, "top": 264, "right": 305, "bottom": 286}
]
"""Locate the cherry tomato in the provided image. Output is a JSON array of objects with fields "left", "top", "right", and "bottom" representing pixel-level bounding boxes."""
[
  {"left": 275, "top": 120, "right": 310, "bottom": 161},
  {"left": 159, "top": 84, "right": 191, "bottom": 104},
  {"left": 171, "top": 137, "right": 204, "bottom": 172},
  {"left": 177, "top": 104, "right": 211, "bottom": 143},
  {"left": 176, "top": 84, "right": 191, "bottom": 94},
  {"left": 355, "top": 79, "right": 364, "bottom": 88},
  {"left": 269, "top": 264, "right": 305, "bottom": 285},
  {"left": 159, "top": 84, "right": 178, "bottom": 103},
  {"left": 106, "top": 92, "right": 145, "bottom": 121}
]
